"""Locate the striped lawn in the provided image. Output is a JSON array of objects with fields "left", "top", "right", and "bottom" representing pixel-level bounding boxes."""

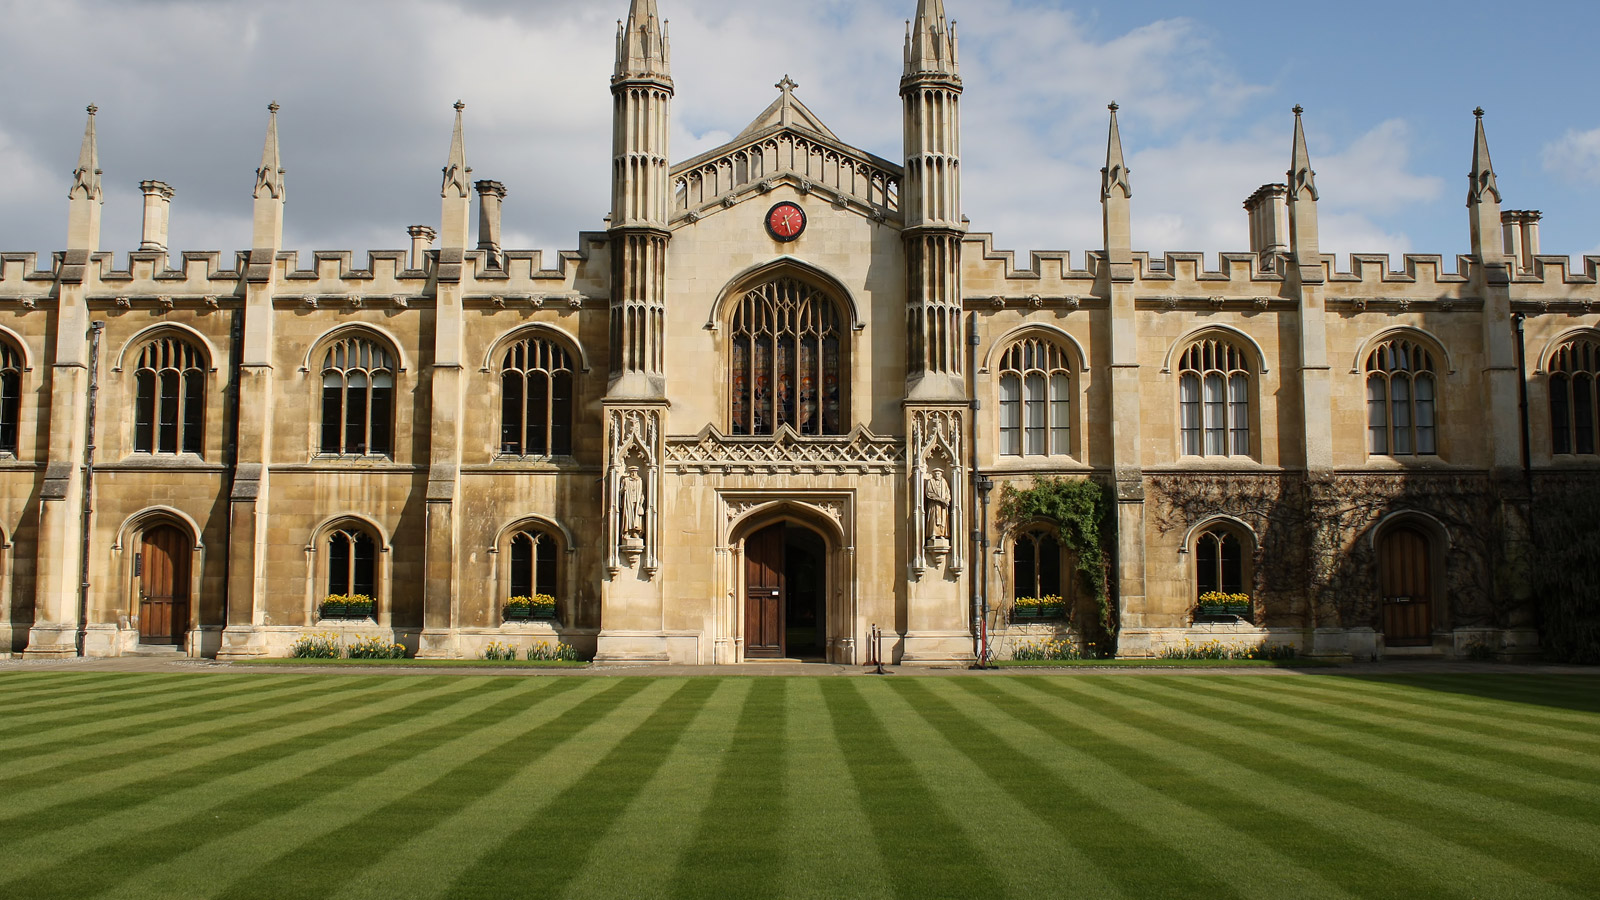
[{"left": 0, "top": 673, "right": 1596, "bottom": 900}]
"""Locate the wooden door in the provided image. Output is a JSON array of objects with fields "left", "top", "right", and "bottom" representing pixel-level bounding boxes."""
[
  {"left": 744, "top": 524, "right": 785, "bottom": 659},
  {"left": 139, "top": 525, "right": 190, "bottom": 645},
  {"left": 1379, "top": 526, "right": 1433, "bottom": 647}
]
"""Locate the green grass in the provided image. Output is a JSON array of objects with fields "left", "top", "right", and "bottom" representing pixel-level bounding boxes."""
[
  {"left": 993, "top": 658, "right": 1339, "bottom": 668},
  {"left": 0, "top": 672, "right": 1596, "bottom": 899},
  {"left": 231, "top": 658, "right": 590, "bottom": 669}
]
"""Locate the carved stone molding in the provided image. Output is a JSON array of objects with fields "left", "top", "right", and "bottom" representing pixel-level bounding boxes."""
[{"left": 665, "top": 425, "right": 902, "bottom": 475}]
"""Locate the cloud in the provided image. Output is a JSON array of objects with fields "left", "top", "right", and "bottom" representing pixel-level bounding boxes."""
[
  {"left": 1544, "top": 128, "right": 1600, "bottom": 186},
  {"left": 0, "top": 0, "right": 1451, "bottom": 263}
]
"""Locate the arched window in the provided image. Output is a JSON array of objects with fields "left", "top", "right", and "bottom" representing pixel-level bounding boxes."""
[
  {"left": 1195, "top": 526, "right": 1246, "bottom": 598},
  {"left": 729, "top": 278, "right": 844, "bottom": 437},
  {"left": 998, "top": 337, "right": 1072, "bottom": 457},
  {"left": 1366, "top": 338, "right": 1438, "bottom": 457},
  {"left": 327, "top": 527, "right": 377, "bottom": 599},
  {"left": 0, "top": 340, "right": 22, "bottom": 456},
  {"left": 320, "top": 336, "right": 395, "bottom": 457},
  {"left": 1013, "top": 529, "right": 1062, "bottom": 600},
  {"left": 1178, "top": 339, "right": 1251, "bottom": 457},
  {"left": 134, "top": 336, "right": 205, "bottom": 456},
  {"left": 1550, "top": 338, "right": 1600, "bottom": 455},
  {"left": 509, "top": 528, "right": 560, "bottom": 599},
  {"left": 500, "top": 337, "right": 574, "bottom": 457}
]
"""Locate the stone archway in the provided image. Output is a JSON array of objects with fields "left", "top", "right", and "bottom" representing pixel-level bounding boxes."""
[{"left": 723, "top": 497, "right": 855, "bottom": 665}]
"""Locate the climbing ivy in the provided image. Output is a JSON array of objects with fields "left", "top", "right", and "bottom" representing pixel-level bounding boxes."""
[
  {"left": 1532, "top": 475, "right": 1600, "bottom": 664},
  {"left": 997, "top": 476, "right": 1116, "bottom": 640}
]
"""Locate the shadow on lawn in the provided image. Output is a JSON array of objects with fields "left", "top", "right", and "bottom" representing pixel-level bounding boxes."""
[{"left": 1328, "top": 672, "right": 1600, "bottom": 714}]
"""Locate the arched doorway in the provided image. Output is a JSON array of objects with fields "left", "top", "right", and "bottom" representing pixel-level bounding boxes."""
[
  {"left": 139, "top": 524, "right": 191, "bottom": 645},
  {"left": 1379, "top": 524, "right": 1434, "bottom": 647},
  {"left": 744, "top": 522, "right": 828, "bottom": 660}
]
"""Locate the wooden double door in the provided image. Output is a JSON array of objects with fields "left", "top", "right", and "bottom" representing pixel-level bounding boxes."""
[
  {"left": 744, "top": 523, "right": 827, "bottom": 660},
  {"left": 139, "top": 525, "right": 191, "bottom": 645},
  {"left": 1379, "top": 526, "right": 1434, "bottom": 647}
]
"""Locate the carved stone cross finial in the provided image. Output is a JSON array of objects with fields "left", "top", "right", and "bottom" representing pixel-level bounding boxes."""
[
  {"left": 268, "top": 102, "right": 280, "bottom": 114},
  {"left": 1108, "top": 101, "right": 1119, "bottom": 112},
  {"left": 1292, "top": 105, "right": 1304, "bottom": 116},
  {"left": 776, "top": 75, "right": 798, "bottom": 95},
  {"left": 86, "top": 103, "right": 98, "bottom": 116},
  {"left": 1474, "top": 106, "right": 1485, "bottom": 119}
]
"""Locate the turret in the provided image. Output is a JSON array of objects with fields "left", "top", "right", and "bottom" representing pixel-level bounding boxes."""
[
  {"left": 902, "top": 0, "right": 964, "bottom": 395},
  {"left": 1286, "top": 106, "right": 1320, "bottom": 279},
  {"left": 1101, "top": 102, "right": 1131, "bottom": 264},
  {"left": 251, "top": 103, "right": 285, "bottom": 253},
  {"left": 66, "top": 105, "right": 102, "bottom": 253},
  {"left": 1468, "top": 108, "right": 1507, "bottom": 263},
  {"left": 607, "top": 0, "right": 673, "bottom": 396}
]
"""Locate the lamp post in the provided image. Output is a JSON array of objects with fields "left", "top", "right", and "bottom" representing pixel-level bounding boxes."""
[{"left": 972, "top": 474, "right": 995, "bottom": 667}]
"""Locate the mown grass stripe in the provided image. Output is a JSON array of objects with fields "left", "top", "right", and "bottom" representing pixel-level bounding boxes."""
[
  {"left": 820, "top": 679, "right": 1007, "bottom": 900},
  {"left": 775, "top": 679, "right": 893, "bottom": 900},
  {"left": 442, "top": 678, "right": 720, "bottom": 900},
  {"left": 5, "top": 677, "right": 561, "bottom": 900},
  {"left": 1376, "top": 674, "right": 1600, "bottom": 717},
  {"left": 0, "top": 678, "right": 486, "bottom": 888},
  {"left": 1260, "top": 675, "right": 1600, "bottom": 751},
  {"left": 0, "top": 672, "right": 457, "bottom": 832},
  {"left": 0, "top": 673, "right": 170, "bottom": 706},
  {"left": 0, "top": 675, "right": 285, "bottom": 743},
  {"left": 659, "top": 679, "right": 785, "bottom": 900},
  {"left": 1017, "top": 677, "right": 1586, "bottom": 900},
  {"left": 560, "top": 679, "right": 751, "bottom": 900},
  {"left": 868, "top": 678, "right": 1141, "bottom": 900},
  {"left": 1138, "top": 677, "right": 1600, "bottom": 836},
  {"left": 930, "top": 677, "right": 1360, "bottom": 900},
  {"left": 0, "top": 676, "right": 343, "bottom": 785},
  {"left": 1114, "top": 676, "right": 1600, "bottom": 873},
  {"left": 138, "top": 678, "right": 619, "bottom": 900},
  {"left": 324, "top": 679, "right": 696, "bottom": 900},
  {"left": 1190, "top": 676, "right": 1600, "bottom": 784}
]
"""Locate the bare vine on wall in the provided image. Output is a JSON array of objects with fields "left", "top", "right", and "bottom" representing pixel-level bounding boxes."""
[{"left": 1148, "top": 473, "right": 1512, "bottom": 630}]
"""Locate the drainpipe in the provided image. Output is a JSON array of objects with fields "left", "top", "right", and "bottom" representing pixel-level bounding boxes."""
[
  {"left": 76, "top": 321, "right": 104, "bottom": 656},
  {"left": 1513, "top": 313, "right": 1532, "bottom": 494},
  {"left": 220, "top": 309, "right": 244, "bottom": 641},
  {"left": 966, "top": 312, "right": 991, "bottom": 665}
]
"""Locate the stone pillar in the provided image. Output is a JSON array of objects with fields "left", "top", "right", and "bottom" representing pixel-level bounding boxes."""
[
  {"left": 139, "top": 180, "right": 174, "bottom": 252},
  {"left": 475, "top": 180, "right": 506, "bottom": 267}
]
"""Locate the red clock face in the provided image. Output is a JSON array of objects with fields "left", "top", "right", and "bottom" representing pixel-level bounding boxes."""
[{"left": 767, "top": 202, "right": 806, "bottom": 242}]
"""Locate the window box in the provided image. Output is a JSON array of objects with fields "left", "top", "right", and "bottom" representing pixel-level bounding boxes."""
[
  {"left": 1196, "top": 604, "right": 1251, "bottom": 620},
  {"left": 505, "top": 595, "right": 558, "bottom": 623}
]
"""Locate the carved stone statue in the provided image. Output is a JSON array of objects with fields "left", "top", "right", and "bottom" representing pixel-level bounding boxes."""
[
  {"left": 924, "top": 469, "right": 951, "bottom": 543},
  {"left": 621, "top": 466, "right": 646, "bottom": 544}
]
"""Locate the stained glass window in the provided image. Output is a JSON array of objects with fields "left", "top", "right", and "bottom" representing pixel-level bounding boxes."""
[{"left": 729, "top": 278, "right": 844, "bottom": 436}]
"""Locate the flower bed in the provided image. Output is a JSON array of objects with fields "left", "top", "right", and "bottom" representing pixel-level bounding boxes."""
[{"left": 289, "top": 631, "right": 407, "bottom": 660}]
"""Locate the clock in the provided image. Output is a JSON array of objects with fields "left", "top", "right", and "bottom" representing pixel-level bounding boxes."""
[{"left": 766, "top": 202, "right": 807, "bottom": 242}]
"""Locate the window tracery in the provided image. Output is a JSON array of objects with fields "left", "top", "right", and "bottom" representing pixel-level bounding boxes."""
[
  {"left": 0, "top": 340, "right": 22, "bottom": 456},
  {"left": 327, "top": 526, "right": 377, "bottom": 599},
  {"left": 1550, "top": 337, "right": 1600, "bottom": 456},
  {"left": 728, "top": 278, "right": 843, "bottom": 437},
  {"left": 997, "top": 337, "right": 1071, "bottom": 457},
  {"left": 500, "top": 337, "right": 574, "bottom": 457},
  {"left": 1195, "top": 526, "right": 1246, "bottom": 598},
  {"left": 1012, "top": 529, "right": 1062, "bottom": 600},
  {"left": 320, "top": 336, "right": 395, "bottom": 457},
  {"left": 1178, "top": 339, "right": 1251, "bottom": 457},
  {"left": 1366, "top": 338, "right": 1438, "bottom": 457},
  {"left": 134, "top": 336, "right": 204, "bottom": 456},
  {"left": 509, "top": 528, "right": 560, "bottom": 600}
]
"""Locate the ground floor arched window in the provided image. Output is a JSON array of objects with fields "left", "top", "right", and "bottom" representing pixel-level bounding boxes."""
[
  {"left": 1195, "top": 527, "right": 1245, "bottom": 597},
  {"left": 1013, "top": 530, "right": 1062, "bottom": 600},
  {"left": 327, "top": 527, "right": 377, "bottom": 599},
  {"left": 509, "top": 529, "right": 559, "bottom": 599}
]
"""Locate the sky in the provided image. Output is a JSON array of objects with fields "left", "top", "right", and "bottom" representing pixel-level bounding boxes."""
[{"left": 2, "top": 0, "right": 1599, "bottom": 269}]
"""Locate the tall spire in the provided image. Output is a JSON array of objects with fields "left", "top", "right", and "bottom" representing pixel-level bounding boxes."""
[
  {"left": 1286, "top": 105, "right": 1320, "bottom": 273},
  {"left": 66, "top": 104, "right": 103, "bottom": 252},
  {"left": 1101, "top": 103, "right": 1132, "bottom": 263},
  {"left": 254, "top": 102, "right": 285, "bottom": 201},
  {"left": 905, "top": 0, "right": 958, "bottom": 78},
  {"left": 440, "top": 101, "right": 472, "bottom": 250},
  {"left": 69, "top": 104, "right": 101, "bottom": 202},
  {"left": 615, "top": 0, "right": 670, "bottom": 82},
  {"left": 1468, "top": 107, "right": 1505, "bottom": 262}
]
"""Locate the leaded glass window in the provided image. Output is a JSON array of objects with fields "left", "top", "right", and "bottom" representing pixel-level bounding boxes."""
[
  {"left": 320, "top": 336, "right": 395, "bottom": 457},
  {"left": 501, "top": 338, "right": 574, "bottom": 457},
  {"left": 1366, "top": 338, "right": 1437, "bottom": 457},
  {"left": 998, "top": 338, "right": 1072, "bottom": 457},
  {"left": 134, "top": 336, "right": 205, "bottom": 456},
  {"left": 729, "top": 278, "right": 843, "bottom": 436},
  {"left": 1550, "top": 338, "right": 1600, "bottom": 455},
  {"left": 1179, "top": 339, "right": 1251, "bottom": 457}
]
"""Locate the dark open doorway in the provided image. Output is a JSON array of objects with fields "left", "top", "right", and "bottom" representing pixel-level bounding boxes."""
[{"left": 744, "top": 521, "right": 828, "bottom": 661}]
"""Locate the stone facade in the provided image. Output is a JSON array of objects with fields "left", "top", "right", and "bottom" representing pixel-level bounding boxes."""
[{"left": 0, "top": 0, "right": 1582, "bottom": 663}]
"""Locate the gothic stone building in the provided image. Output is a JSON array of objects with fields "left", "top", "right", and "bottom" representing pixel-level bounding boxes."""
[{"left": 0, "top": 0, "right": 1580, "bottom": 663}]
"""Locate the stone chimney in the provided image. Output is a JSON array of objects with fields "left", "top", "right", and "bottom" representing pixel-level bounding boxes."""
[
  {"left": 1502, "top": 210, "right": 1541, "bottom": 273},
  {"left": 407, "top": 225, "right": 436, "bottom": 271},
  {"left": 1244, "top": 183, "right": 1289, "bottom": 268},
  {"left": 475, "top": 180, "right": 506, "bottom": 266},
  {"left": 139, "top": 180, "right": 174, "bottom": 252}
]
